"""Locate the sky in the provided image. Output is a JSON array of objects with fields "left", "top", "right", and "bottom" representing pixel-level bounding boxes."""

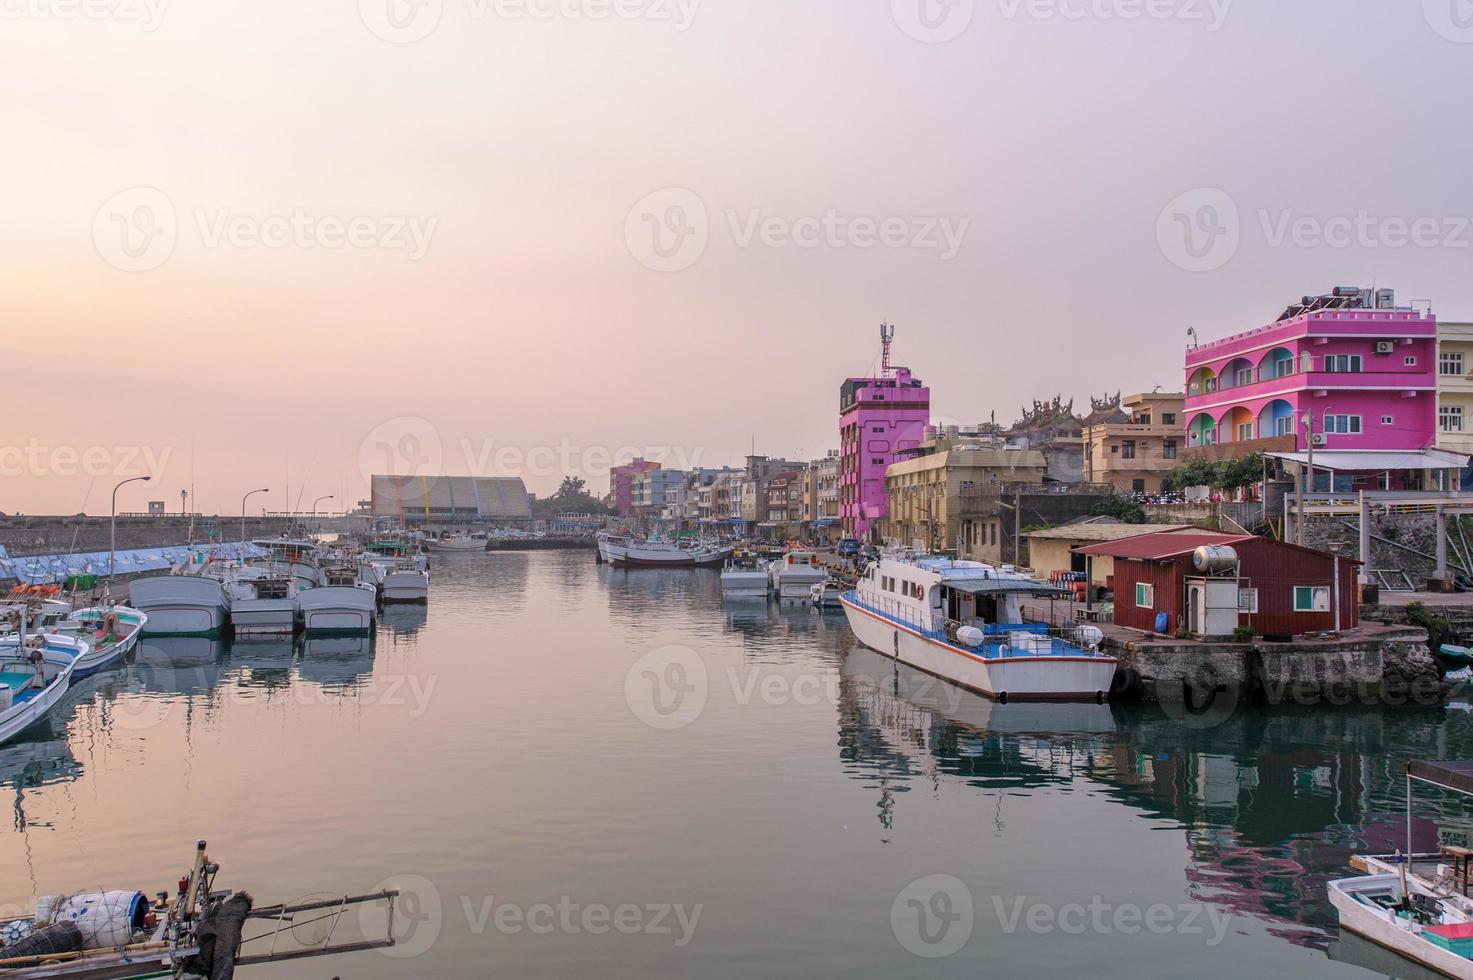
[{"left": 5, "top": 0, "right": 1473, "bottom": 514}]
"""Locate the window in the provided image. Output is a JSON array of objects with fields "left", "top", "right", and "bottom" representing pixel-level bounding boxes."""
[
  {"left": 1237, "top": 422, "right": 1255, "bottom": 441},
  {"left": 1405, "top": 356, "right": 1418, "bottom": 366},
  {"left": 1324, "top": 415, "right": 1362, "bottom": 435},
  {"left": 1239, "top": 589, "right": 1258, "bottom": 613},
  {"left": 1273, "top": 357, "right": 1294, "bottom": 379},
  {"left": 1162, "top": 413, "right": 1177, "bottom": 426},
  {"left": 1235, "top": 368, "right": 1254, "bottom": 387},
  {"left": 1382, "top": 415, "right": 1394, "bottom": 425},
  {"left": 1324, "top": 354, "right": 1362, "bottom": 373},
  {"left": 872, "top": 426, "right": 884, "bottom": 434},
  {"left": 1293, "top": 586, "right": 1330, "bottom": 612},
  {"left": 1132, "top": 479, "right": 1146, "bottom": 493},
  {"left": 1135, "top": 583, "right": 1154, "bottom": 608},
  {"left": 1442, "top": 351, "right": 1465, "bottom": 376},
  {"left": 1121, "top": 440, "right": 1137, "bottom": 459},
  {"left": 1163, "top": 439, "right": 1178, "bottom": 459},
  {"left": 871, "top": 458, "right": 885, "bottom": 466},
  {"left": 1273, "top": 415, "right": 1294, "bottom": 437},
  {"left": 1442, "top": 405, "right": 1465, "bottom": 433}
]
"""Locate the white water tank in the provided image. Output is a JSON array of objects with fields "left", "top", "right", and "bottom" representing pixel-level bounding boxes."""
[{"left": 1192, "top": 545, "right": 1239, "bottom": 575}]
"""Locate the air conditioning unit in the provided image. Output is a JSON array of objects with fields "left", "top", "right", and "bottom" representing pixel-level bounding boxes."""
[
  {"left": 1374, "top": 341, "right": 1395, "bottom": 354},
  {"left": 1310, "top": 434, "right": 1327, "bottom": 447}
]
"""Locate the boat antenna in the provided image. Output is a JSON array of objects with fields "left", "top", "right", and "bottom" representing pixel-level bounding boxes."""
[{"left": 880, "top": 321, "right": 895, "bottom": 378}]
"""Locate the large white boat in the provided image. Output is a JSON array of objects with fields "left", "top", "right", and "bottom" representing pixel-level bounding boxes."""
[
  {"left": 596, "top": 532, "right": 633, "bottom": 564},
  {"left": 768, "top": 551, "right": 828, "bottom": 600},
  {"left": 840, "top": 554, "right": 1117, "bottom": 701},
  {"left": 129, "top": 573, "right": 231, "bottom": 637},
  {"left": 424, "top": 531, "right": 487, "bottom": 553},
  {"left": 720, "top": 554, "right": 769, "bottom": 599},
  {"left": 1330, "top": 759, "right": 1473, "bottom": 978},
  {"left": 0, "top": 633, "right": 84, "bottom": 745},
  {"left": 609, "top": 538, "right": 731, "bottom": 569}
]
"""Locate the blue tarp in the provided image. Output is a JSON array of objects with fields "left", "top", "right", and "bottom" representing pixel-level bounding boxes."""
[{"left": 0, "top": 543, "right": 267, "bottom": 585}]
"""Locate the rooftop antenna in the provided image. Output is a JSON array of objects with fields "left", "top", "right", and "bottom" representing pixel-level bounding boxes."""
[{"left": 880, "top": 321, "right": 896, "bottom": 378}]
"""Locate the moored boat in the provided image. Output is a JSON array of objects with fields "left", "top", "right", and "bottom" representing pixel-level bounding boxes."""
[
  {"left": 839, "top": 554, "right": 1117, "bottom": 701},
  {"left": 128, "top": 573, "right": 231, "bottom": 637},
  {"left": 61, "top": 604, "right": 148, "bottom": 678},
  {"left": 0, "top": 632, "right": 84, "bottom": 746},
  {"left": 298, "top": 566, "right": 378, "bottom": 633},
  {"left": 721, "top": 554, "right": 769, "bottom": 599},
  {"left": 768, "top": 550, "right": 827, "bottom": 600},
  {"left": 425, "top": 531, "right": 487, "bottom": 552},
  {"left": 810, "top": 580, "right": 845, "bottom": 609}
]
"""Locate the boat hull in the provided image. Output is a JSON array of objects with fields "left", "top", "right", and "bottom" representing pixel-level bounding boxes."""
[
  {"left": 0, "top": 640, "right": 81, "bottom": 745},
  {"left": 382, "top": 571, "right": 429, "bottom": 604},
  {"left": 839, "top": 596, "right": 1116, "bottom": 701},
  {"left": 298, "top": 586, "right": 377, "bottom": 633},
  {"left": 130, "top": 576, "right": 230, "bottom": 636},
  {"left": 1330, "top": 875, "right": 1473, "bottom": 980},
  {"left": 721, "top": 571, "right": 769, "bottom": 599},
  {"left": 426, "top": 539, "right": 485, "bottom": 553},
  {"left": 68, "top": 607, "right": 147, "bottom": 678},
  {"left": 230, "top": 598, "right": 299, "bottom": 635}
]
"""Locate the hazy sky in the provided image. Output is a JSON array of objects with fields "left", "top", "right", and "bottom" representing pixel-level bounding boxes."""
[{"left": 5, "top": 0, "right": 1473, "bottom": 515}]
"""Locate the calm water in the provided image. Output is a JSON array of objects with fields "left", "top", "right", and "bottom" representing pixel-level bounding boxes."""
[{"left": 5, "top": 550, "right": 1473, "bottom": 978}]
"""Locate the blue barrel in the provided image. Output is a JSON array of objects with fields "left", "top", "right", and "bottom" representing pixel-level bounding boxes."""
[{"left": 1154, "top": 612, "right": 1169, "bottom": 634}]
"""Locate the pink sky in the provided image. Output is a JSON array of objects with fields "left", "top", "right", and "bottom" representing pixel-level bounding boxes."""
[{"left": 5, "top": 0, "right": 1473, "bottom": 514}]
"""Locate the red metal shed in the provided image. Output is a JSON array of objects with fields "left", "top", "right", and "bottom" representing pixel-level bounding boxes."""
[{"left": 1074, "top": 531, "right": 1360, "bottom": 637}]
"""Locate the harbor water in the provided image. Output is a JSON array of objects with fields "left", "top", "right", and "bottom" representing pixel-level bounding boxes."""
[{"left": 4, "top": 550, "right": 1473, "bottom": 978}]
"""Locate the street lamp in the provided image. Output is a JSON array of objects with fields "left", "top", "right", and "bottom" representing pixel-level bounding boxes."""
[
  {"left": 311, "top": 495, "right": 334, "bottom": 536},
  {"left": 110, "top": 475, "right": 152, "bottom": 580},
  {"left": 241, "top": 488, "right": 269, "bottom": 546}
]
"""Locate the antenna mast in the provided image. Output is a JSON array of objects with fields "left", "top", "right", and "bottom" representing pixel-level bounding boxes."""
[{"left": 880, "top": 322, "right": 895, "bottom": 378}]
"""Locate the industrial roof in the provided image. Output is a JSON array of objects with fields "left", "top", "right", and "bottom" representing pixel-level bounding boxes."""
[
  {"left": 1023, "top": 522, "right": 1192, "bottom": 543},
  {"left": 370, "top": 475, "right": 532, "bottom": 520},
  {"left": 1072, "top": 531, "right": 1252, "bottom": 561}
]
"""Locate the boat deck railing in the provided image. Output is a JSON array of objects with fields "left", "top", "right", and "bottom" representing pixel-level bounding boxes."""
[{"left": 846, "top": 593, "right": 1110, "bottom": 660}]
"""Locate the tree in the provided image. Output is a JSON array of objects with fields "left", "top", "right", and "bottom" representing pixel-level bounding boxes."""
[
  {"left": 1162, "top": 453, "right": 1266, "bottom": 493},
  {"left": 555, "top": 476, "right": 588, "bottom": 500},
  {"left": 1090, "top": 496, "right": 1145, "bottom": 524}
]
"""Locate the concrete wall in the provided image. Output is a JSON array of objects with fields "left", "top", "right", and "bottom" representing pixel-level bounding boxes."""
[{"left": 0, "top": 516, "right": 304, "bottom": 557}]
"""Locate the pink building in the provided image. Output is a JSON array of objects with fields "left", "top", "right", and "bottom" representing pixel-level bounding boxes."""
[
  {"left": 840, "top": 325, "right": 930, "bottom": 540},
  {"left": 611, "top": 458, "right": 661, "bottom": 517},
  {"left": 1184, "top": 288, "right": 1443, "bottom": 490}
]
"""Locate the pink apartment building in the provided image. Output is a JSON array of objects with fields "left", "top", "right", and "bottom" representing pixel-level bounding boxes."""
[
  {"left": 611, "top": 458, "right": 661, "bottom": 517},
  {"left": 840, "top": 325, "right": 930, "bottom": 540},
  {"left": 1183, "top": 288, "right": 1446, "bottom": 490}
]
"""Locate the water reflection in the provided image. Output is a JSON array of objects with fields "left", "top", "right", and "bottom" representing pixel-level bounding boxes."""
[{"left": 836, "top": 643, "right": 1473, "bottom": 950}]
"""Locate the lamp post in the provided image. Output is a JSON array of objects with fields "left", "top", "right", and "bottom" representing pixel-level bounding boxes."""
[
  {"left": 311, "top": 495, "right": 334, "bottom": 536},
  {"left": 110, "top": 475, "right": 152, "bottom": 580},
  {"left": 241, "top": 488, "right": 269, "bottom": 546}
]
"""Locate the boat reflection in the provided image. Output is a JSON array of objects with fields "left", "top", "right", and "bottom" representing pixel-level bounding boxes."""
[
  {"left": 298, "top": 634, "right": 377, "bottom": 690},
  {"left": 378, "top": 604, "right": 427, "bottom": 640}
]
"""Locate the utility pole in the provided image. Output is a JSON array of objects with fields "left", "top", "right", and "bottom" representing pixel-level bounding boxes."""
[{"left": 1299, "top": 411, "right": 1314, "bottom": 547}]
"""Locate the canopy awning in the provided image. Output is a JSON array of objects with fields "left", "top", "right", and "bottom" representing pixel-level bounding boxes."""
[
  {"left": 1268, "top": 449, "right": 1470, "bottom": 472},
  {"left": 1408, "top": 759, "right": 1473, "bottom": 796},
  {"left": 941, "top": 578, "right": 1071, "bottom": 599}
]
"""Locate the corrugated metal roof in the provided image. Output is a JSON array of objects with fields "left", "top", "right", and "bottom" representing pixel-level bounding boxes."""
[
  {"left": 1072, "top": 530, "right": 1252, "bottom": 561},
  {"left": 1024, "top": 522, "right": 1192, "bottom": 542},
  {"left": 370, "top": 476, "right": 531, "bottom": 520}
]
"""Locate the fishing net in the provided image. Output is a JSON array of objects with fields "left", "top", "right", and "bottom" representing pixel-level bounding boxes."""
[{"left": 0, "top": 920, "right": 84, "bottom": 960}]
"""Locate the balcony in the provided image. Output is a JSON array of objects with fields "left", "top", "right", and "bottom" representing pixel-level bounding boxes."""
[{"left": 1187, "top": 370, "right": 1432, "bottom": 407}]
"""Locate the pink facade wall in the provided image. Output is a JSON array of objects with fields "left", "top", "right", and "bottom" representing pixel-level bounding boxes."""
[
  {"left": 611, "top": 459, "right": 660, "bottom": 517},
  {"left": 839, "top": 367, "right": 929, "bottom": 539},
  {"left": 1183, "top": 309, "right": 1438, "bottom": 452}
]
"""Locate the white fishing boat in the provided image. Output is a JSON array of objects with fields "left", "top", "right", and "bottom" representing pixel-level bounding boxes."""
[
  {"left": 220, "top": 571, "right": 299, "bottom": 636},
  {"left": 810, "top": 580, "right": 845, "bottom": 609},
  {"left": 298, "top": 566, "right": 378, "bottom": 633},
  {"left": 249, "top": 538, "right": 326, "bottom": 593},
  {"left": 596, "top": 531, "right": 633, "bottom": 564},
  {"left": 720, "top": 554, "right": 769, "bottom": 599},
  {"left": 424, "top": 531, "right": 487, "bottom": 553},
  {"left": 60, "top": 604, "right": 148, "bottom": 678},
  {"left": 361, "top": 538, "right": 430, "bottom": 604},
  {"left": 609, "top": 538, "right": 730, "bottom": 569},
  {"left": 0, "top": 632, "right": 84, "bottom": 746},
  {"left": 129, "top": 572, "right": 231, "bottom": 637},
  {"left": 840, "top": 554, "right": 1117, "bottom": 701},
  {"left": 1330, "top": 760, "right": 1473, "bottom": 978},
  {"left": 768, "top": 551, "right": 827, "bottom": 600}
]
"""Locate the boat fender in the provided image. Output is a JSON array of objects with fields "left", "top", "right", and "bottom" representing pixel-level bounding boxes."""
[
  {"left": 955, "top": 626, "right": 986, "bottom": 648},
  {"left": 1108, "top": 667, "right": 1143, "bottom": 702}
]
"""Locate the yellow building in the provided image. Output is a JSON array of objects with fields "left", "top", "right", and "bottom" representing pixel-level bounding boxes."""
[
  {"left": 1022, "top": 520, "right": 1192, "bottom": 586},
  {"left": 885, "top": 446, "right": 1047, "bottom": 551},
  {"left": 1082, "top": 391, "right": 1185, "bottom": 494},
  {"left": 1438, "top": 322, "right": 1473, "bottom": 462}
]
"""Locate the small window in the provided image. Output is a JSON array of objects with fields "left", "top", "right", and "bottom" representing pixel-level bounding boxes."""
[
  {"left": 872, "top": 426, "right": 884, "bottom": 434},
  {"left": 1382, "top": 415, "right": 1394, "bottom": 425},
  {"left": 1132, "top": 479, "right": 1146, "bottom": 493},
  {"left": 1442, "top": 406, "right": 1465, "bottom": 433},
  {"left": 1405, "top": 356, "right": 1417, "bottom": 366},
  {"left": 1293, "top": 586, "right": 1330, "bottom": 612},
  {"left": 1237, "top": 422, "right": 1255, "bottom": 441},
  {"left": 1324, "top": 415, "right": 1362, "bottom": 435},
  {"left": 1121, "top": 440, "right": 1137, "bottom": 459},
  {"left": 1135, "top": 583, "right": 1154, "bottom": 608},
  {"left": 1239, "top": 588, "right": 1258, "bottom": 613},
  {"left": 1163, "top": 439, "right": 1178, "bottom": 459},
  {"left": 1442, "top": 351, "right": 1465, "bottom": 376},
  {"left": 1162, "top": 413, "right": 1177, "bottom": 425}
]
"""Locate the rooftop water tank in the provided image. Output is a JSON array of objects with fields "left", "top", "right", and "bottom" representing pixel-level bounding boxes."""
[{"left": 1192, "top": 545, "right": 1239, "bottom": 575}]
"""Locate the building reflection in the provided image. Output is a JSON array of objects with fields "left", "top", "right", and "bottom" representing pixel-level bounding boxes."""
[{"left": 835, "top": 646, "right": 1473, "bottom": 950}]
